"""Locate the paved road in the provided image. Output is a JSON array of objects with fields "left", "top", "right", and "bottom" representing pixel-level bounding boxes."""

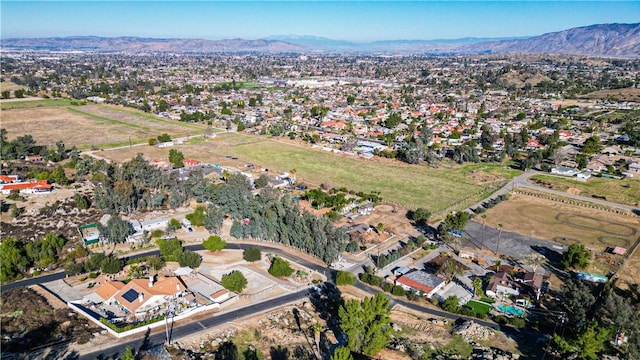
[
  {"left": 469, "top": 170, "right": 638, "bottom": 212},
  {"left": 2, "top": 242, "right": 334, "bottom": 291},
  {"left": 78, "top": 288, "right": 311, "bottom": 360}
]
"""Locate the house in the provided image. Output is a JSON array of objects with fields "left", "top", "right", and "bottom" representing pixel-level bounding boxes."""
[
  {"left": 24, "top": 155, "right": 43, "bottom": 162},
  {"left": 0, "top": 175, "right": 21, "bottom": 183},
  {"left": 95, "top": 275, "right": 186, "bottom": 317},
  {"left": 485, "top": 271, "right": 520, "bottom": 298},
  {"left": 183, "top": 159, "right": 201, "bottom": 167},
  {"left": 520, "top": 271, "right": 544, "bottom": 300},
  {"left": 78, "top": 223, "right": 101, "bottom": 246},
  {"left": 551, "top": 166, "right": 578, "bottom": 177},
  {"left": 0, "top": 180, "right": 53, "bottom": 195},
  {"left": 626, "top": 162, "right": 640, "bottom": 177},
  {"left": 395, "top": 270, "right": 446, "bottom": 298}
]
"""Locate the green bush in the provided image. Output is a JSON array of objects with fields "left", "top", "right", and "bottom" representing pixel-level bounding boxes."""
[
  {"left": 268, "top": 257, "right": 294, "bottom": 277},
  {"left": 336, "top": 271, "right": 356, "bottom": 286},
  {"left": 243, "top": 247, "right": 262, "bottom": 262},
  {"left": 202, "top": 235, "right": 226, "bottom": 252},
  {"left": 382, "top": 282, "right": 393, "bottom": 292},
  {"left": 391, "top": 285, "right": 406, "bottom": 296},
  {"left": 221, "top": 270, "right": 248, "bottom": 293}
]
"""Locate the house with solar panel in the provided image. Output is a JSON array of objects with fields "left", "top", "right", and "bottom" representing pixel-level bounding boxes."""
[{"left": 95, "top": 275, "right": 187, "bottom": 319}]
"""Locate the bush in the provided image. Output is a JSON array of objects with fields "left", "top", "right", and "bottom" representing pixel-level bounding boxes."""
[
  {"left": 177, "top": 250, "right": 201, "bottom": 268},
  {"left": 382, "top": 282, "right": 393, "bottom": 292},
  {"left": 345, "top": 241, "right": 359, "bottom": 253},
  {"left": 336, "top": 271, "right": 356, "bottom": 286},
  {"left": 202, "top": 235, "right": 226, "bottom": 252},
  {"left": 221, "top": 270, "right": 248, "bottom": 293},
  {"left": 391, "top": 285, "right": 406, "bottom": 296},
  {"left": 88, "top": 272, "right": 99, "bottom": 279},
  {"left": 268, "top": 257, "right": 294, "bottom": 277},
  {"left": 243, "top": 247, "right": 261, "bottom": 262}
]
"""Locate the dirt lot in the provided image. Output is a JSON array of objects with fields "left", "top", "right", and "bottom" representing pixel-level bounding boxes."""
[
  {"left": 0, "top": 287, "right": 99, "bottom": 355},
  {"left": 615, "top": 249, "right": 640, "bottom": 289},
  {"left": 1, "top": 103, "right": 204, "bottom": 149},
  {"left": 579, "top": 87, "right": 640, "bottom": 102},
  {"left": 481, "top": 193, "right": 639, "bottom": 253}
]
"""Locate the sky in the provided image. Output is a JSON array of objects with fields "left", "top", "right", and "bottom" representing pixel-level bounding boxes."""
[{"left": 1, "top": 1, "right": 639, "bottom": 42}]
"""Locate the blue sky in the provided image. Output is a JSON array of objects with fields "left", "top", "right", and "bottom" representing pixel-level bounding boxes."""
[{"left": 1, "top": 1, "right": 638, "bottom": 41}]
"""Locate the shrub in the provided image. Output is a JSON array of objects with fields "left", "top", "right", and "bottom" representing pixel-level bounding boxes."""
[
  {"left": 268, "top": 257, "right": 294, "bottom": 277},
  {"left": 336, "top": 271, "right": 356, "bottom": 286},
  {"left": 345, "top": 241, "right": 359, "bottom": 253},
  {"left": 202, "top": 235, "right": 226, "bottom": 252},
  {"left": 243, "top": 247, "right": 261, "bottom": 262},
  {"left": 391, "top": 285, "right": 406, "bottom": 296},
  {"left": 177, "top": 250, "right": 201, "bottom": 268},
  {"left": 382, "top": 282, "right": 393, "bottom": 292},
  {"left": 221, "top": 270, "right": 248, "bottom": 293}
]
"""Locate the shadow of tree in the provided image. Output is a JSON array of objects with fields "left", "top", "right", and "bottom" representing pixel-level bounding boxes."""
[{"left": 270, "top": 345, "right": 290, "bottom": 360}]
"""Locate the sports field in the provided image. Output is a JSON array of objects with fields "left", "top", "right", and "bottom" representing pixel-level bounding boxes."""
[
  {"left": 97, "top": 132, "right": 519, "bottom": 212},
  {"left": 1, "top": 100, "right": 205, "bottom": 149}
]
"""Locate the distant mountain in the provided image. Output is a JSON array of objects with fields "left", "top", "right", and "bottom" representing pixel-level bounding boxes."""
[
  {"left": 464, "top": 23, "right": 640, "bottom": 56},
  {"left": 0, "top": 36, "right": 304, "bottom": 53},
  {"left": 2, "top": 23, "right": 638, "bottom": 56}
]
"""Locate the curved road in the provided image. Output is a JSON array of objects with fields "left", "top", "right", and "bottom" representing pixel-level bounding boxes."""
[{"left": 467, "top": 170, "right": 638, "bottom": 213}]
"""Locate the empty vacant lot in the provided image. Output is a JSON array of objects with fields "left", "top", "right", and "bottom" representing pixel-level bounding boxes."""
[
  {"left": 1, "top": 100, "right": 205, "bottom": 149},
  {"left": 97, "top": 132, "right": 519, "bottom": 212},
  {"left": 481, "top": 193, "right": 639, "bottom": 252}
]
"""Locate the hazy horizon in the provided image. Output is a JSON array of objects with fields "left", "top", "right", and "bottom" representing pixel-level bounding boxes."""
[{"left": 2, "top": 1, "right": 639, "bottom": 42}]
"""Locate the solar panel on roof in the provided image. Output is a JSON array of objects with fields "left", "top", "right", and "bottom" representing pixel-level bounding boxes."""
[{"left": 122, "top": 289, "right": 139, "bottom": 303}]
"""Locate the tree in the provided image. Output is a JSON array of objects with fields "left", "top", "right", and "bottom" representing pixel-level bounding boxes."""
[
  {"left": 472, "top": 277, "right": 484, "bottom": 297},
  {"left": 146, "top": 255, "right": 165, "bottom": 272},
  {"left": 442, "top": 295, "right": 461, "bottom": 313},
  {"left": 310, "top": 322, "right": 323, "bottom": 358},
  {"left": 204, "top": 205, "right": 224, "bottom": 234},
  {"left": 166, "top": 218, "right": 181, "bottom": 234},
  {"left": 561, "top": 278, "right": 596, "bottom": 324},
  {"left": 157, "top": 133, "right": 171, "bottom": 142},
  {"left": 1, "top": 90, "right": 10, "bottom": 99},
  {"left": 243, "top": 247, "right": 262, "bottom": 262},
  {"left": 582, "top": 136, "right": 601, "bottom": 154},
  {"left": 562, "top": 243, "right": 591, "bottom": 269},
  {"left": 254, "top": 174, "right": 269, "bottom": 189},
  {"left": 338, "top": 292, "right": 392, "bottom": 356},
  {"left": 186, "top": 206, "right": 206, "bottom": 226},
  {"left": 331, "top": 346, "right": 353, "bottom": 360},
  {"left": 524, "top": 254, "right": 546, "bottom": 273},
  {"left": 64, "top": 261, "right": 84, "bottom": 276},
  {"left": 0, "top": 238, "right": 29, "bottom": 282},
  {"left": 99, "top": 215, "right": 134, "bottom": 244},
  {"left": 203, "top": 235, "right": 227, "bottom": 252},
  {"left": 156, "top": 238, "right": 183, "bottom": 258},
  {"left": 100, "top": 255, "right": 123, "bottom": 274},
  {"left": 221, "top": 270, "right": 248, "bottom": 293},
  {"left": 268, "top": 257, "right": 294, "bottom": 277},
  {"left": 410, "top": 207, "right": 431, "bottom": 225},
  {"left": 49, "top": 165, "right": 69, "bottom": 185},
  {"left": 122, "top": 346, "right": 135, "bottom": 360},
  {"left": 177, "top": 250, "right": 201, "bottom": 268},
  {"left": 336, "top": 271, "right": 356, "bottom": 286},
  {"left": 168, "top": 149, "right": 184, "bottom": 168},
  {"left": 215, "top": 341, "right": 239, "bottom": 360},
  {"left": 496, "top": 223, "right": 504, "bottom": 255},
  {"left": 553, "top": 321, "right": 612, "bottom": 360}
]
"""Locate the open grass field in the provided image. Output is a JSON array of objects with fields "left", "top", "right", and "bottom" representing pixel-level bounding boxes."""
[
  {"left": 0, "top": 79, "right": 27, "bottom": 92},
  {"left": 97, "top": 132, "right": 520, "bottom": 212},
  {"left": 480, "top": 193, "right": 639, "bottom": 253},
  {"left": 579, "top": 87, "right": 640, "bottom": 102},
  {"left": 1, "top": 101, "right": 206, "bottom": 149},
  {"left": 530, "top": 174, "right": 640, "bottom": 207},
  {"left": 465, "top": 300, "right": 493, "bottom": 315}
]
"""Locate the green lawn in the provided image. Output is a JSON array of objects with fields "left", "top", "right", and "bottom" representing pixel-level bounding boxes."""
[
  {"left": 205, "top": 133, "right": 519, "bottom": 212},
  {"left": 531, "top": 174, "right": 640, "bottom": 207},
  {"left": 465, "top": 300, "right": 493, "bottom": 315}
]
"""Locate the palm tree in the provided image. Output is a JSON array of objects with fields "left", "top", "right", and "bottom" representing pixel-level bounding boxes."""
[
  {"left": 496, "top": 223, "right": 504, "bottom": 256},
  {"left": 310, "top": 322, "right": 323, "bottom": 359},
  {"left": 524, "top": 254, "right": 546, "bottom": 273}
]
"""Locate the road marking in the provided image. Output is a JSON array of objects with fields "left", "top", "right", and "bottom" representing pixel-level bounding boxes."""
[{"left": 197, "top": 321, "right": 206, "bottom": 329}]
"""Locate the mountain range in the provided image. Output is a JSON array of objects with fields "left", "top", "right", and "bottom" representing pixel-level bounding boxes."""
[{"left": 2, "top": 23, "right": 639, "bottom": 56}]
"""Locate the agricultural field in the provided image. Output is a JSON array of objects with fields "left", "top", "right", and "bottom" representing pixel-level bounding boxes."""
[
  {"left": 1, "top": 100, "right": 206, "bottom": 149},
  {"left": 530, "top": 174, "right": 640, "bottom": 207},
  {"left": 96, "top": 132, "right": 520, "bottom": 212}
]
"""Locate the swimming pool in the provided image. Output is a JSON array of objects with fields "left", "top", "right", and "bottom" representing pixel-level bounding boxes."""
[{"left": 498, "top": 304, "right": 525, "bottom": 317}]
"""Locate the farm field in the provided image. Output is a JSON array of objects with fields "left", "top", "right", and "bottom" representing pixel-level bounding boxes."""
[
  {"left": 530, "top": 174, "right": 640, "bottom": 208},
  {"left": 1, "top": 100, "right": 206, "bottom": 149},
  {"left": 97, "top": 132, "right": 520, "bottom": 212}
]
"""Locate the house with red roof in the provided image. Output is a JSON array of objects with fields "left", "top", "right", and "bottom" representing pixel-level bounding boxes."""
[
  {"left": 0, "top": 180, "right": 52, "bottom": 195},
  {"left": 395, "top": 270, "right": 445, "bottom": 298}
]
